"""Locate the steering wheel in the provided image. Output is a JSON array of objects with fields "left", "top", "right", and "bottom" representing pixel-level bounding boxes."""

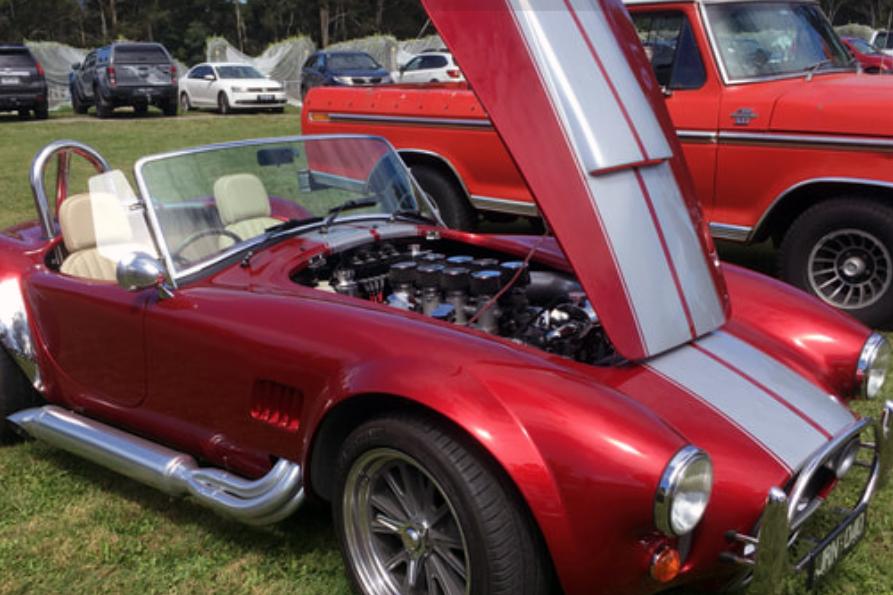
[{"left": 172, "top": 228, "right": 243, "bottom": 262}]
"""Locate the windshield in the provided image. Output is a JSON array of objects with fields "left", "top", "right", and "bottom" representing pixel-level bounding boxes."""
[
  {"left": 216, "top": 65, "right": 265, "bottom": 79},
  {"left": 705, "top": 2, "right": 851, "bottom": 81},
  {"left": 328, "top": 53, "right": 381, "bottom": 70},
  {"left": 135, "top": 137, "right": 426, "bottom": 277}
]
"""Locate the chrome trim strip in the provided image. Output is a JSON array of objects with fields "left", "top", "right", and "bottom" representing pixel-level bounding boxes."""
[
  {"left": 469, "top": 195, "right": 540, "bottom": 217},
  {"left": 327, "top": 112, "right": 493, "bottom": 129},
  {"left": 719, "top": 130, "right": 893, "bottom": 151},
  {"left": 709, "top": 222, "right": 752, "bottom": 242},
  {"left": 8, "top": 406, "right": 305, "bottom": 526},
  {"left": 677, "top": 129, "right": 718, "bottom": 142}
]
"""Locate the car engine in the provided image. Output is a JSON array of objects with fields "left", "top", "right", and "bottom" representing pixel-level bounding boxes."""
[{"left": 294, "top": 239, "right": 620, "bottom": 366}]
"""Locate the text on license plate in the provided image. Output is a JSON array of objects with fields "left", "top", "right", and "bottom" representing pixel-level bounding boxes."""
[
  {"left": 0, "top": 77, "right": 19, "bottom": 85},
  {"left": 810, "top": 507, "right": 867, "bottom": 585},
  {"left": 258, "top": 94, "right": 274, "bottom": 101}
]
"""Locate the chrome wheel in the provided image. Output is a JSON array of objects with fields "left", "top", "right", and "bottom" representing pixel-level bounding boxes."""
[
  {"left": 342, "top": 448, "right": 471, "bottom": 595},
  {"left": 808, "top": 228, "right": 892, "bottom": 309}
]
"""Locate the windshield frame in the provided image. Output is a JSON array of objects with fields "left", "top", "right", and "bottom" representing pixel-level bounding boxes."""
[
  {"left": 699, "top": 0, "right": 854, "bottom": 85},
  {"left": 133, "top": 134, "right": 438, "bottom": 286}
]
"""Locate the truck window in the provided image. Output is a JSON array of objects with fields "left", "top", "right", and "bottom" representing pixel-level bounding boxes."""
[
  {"left": 632, "top": 11, "right": 706, "bottom": 90},
  {"left": 114, "top": 45, "right": 168, "bottom": 64}
]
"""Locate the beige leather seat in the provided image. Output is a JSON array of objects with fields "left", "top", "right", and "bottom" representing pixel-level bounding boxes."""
[
  {"left": 213, "top": 174, "right": 280, "bottom": 246},
  {"left": 59, "top": 192, "right": 138, "bottom": 281}
]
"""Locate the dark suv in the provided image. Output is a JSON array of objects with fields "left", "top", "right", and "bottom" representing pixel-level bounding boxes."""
[
  {"left": 0, "top": 45, "right": 48, "bottom": 119},
  {"left": 300, "top": 50, "right": 392, "bottom": 98},
  {"left": 70, "top": 42, "right": 178, "bottom": 118}
]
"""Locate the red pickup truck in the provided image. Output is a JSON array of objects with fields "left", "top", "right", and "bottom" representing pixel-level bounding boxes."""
[{"left": 303, "top": 0, "right": 893, "bottom": 328}]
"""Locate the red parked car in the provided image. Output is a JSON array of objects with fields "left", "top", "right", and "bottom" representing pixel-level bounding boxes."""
[
  {"left": 305, "top": 0, "right": 893, "bottom": 329},
  {"left": 1, "top": 1, "right": 891, "bottom": 594},
  {"left": 841, "top": 36, "right": 893, "bottom": 73}
]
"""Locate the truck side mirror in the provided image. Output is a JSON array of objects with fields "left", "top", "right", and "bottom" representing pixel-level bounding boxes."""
[{"left": 72, "top": 62, "right": 81, "bottom": 71}]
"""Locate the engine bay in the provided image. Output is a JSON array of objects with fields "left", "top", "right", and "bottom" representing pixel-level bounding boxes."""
[{"left": 293, "top": 237, "right": 620, "bottom": 366}]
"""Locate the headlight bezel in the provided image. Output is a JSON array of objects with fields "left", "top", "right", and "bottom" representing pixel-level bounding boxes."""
[
  {"left": 654, "top": 445, "right": 714, "bottom": 536},
  {"left": 856, "top": 332, "right": 890, "bottom": 400}
]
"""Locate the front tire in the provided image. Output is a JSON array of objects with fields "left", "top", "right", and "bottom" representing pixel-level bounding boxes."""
[
  {"left": 71, "top": 88, "right": 88, "bottom": 114},
  {"left": 409, "top": 165, "right": 477, "bottom": 231},
  {"left": 779, "top": 196, "right": 893, "bottom": 328},
  {"left": 218, "top": 92, "right": 231, "bottom": 115},
  {"left": 0, "top": 349, "right": 41, "bottom": 444},
  {"left": 334, "top": 412, "right": 550, "bottom": 595},
  {"left": 179, "top": 92, "right": 192, "bottom": 113}
]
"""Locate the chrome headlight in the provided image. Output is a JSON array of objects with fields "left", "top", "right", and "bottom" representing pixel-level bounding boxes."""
[
  {"left": 333, "top": 76, "right": 353, "bottom": 85},
  {"left": 857, "top": 333, "right": 890, "bottom": 399},
  {"left": 654, "top": 446, "right": 713, "bottom": 536},
  {"left": 230, "top": 86, "right": 245, "bottom": 93}
]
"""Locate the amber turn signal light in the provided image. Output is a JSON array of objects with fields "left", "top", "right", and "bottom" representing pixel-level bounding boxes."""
[{"left": 650, "top": 546, "right": 681, "bottom": 583}]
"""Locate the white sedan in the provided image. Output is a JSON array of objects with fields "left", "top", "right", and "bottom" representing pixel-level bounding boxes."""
[
  {"left": 397, "top": 51, "right": 465, "bottom": 83},
  {"left": 179, "top": 63, "right": 287, "bottom": 114}
]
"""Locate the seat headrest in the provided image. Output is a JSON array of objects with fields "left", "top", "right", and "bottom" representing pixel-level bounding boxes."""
[
  {"left": 59, "top": 192, "right": 132, "bottom": 252},
  {"left": 214, "top": 174, "right": 272, "bottom": 225}
]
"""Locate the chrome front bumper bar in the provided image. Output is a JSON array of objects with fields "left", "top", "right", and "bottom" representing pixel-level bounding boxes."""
[{"left": 730, "top": 401, "right": 892, "bottom": 593}]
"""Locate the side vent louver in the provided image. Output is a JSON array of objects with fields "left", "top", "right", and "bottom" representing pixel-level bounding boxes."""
[{"left": 250, "top": 380, "right": 303, "bottom": 432}]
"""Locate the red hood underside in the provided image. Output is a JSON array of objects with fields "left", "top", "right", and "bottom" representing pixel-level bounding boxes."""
[{"left": 422, "top": 0, "right": 729, "bottom": 361}]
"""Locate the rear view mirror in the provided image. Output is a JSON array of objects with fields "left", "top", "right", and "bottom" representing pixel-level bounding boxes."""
[
  {"left": 117, "top": 252, "right": 173, "bottom": 299},
  {"left": 257, "top": 147, "right": 298, "bottom": 167},
  {"left": 72, "top": 62, "right": 81, "bottom": 71}
]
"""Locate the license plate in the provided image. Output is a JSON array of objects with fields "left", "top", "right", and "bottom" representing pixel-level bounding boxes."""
[
  {"left": 0, "top": 77, "right": 19, "bottom": 85},
  {"left": 809, "top": 507, "right": 867, "bottom": 586},
  {"left": 258, "top": 94, "right": 274, "bottom": 102}
]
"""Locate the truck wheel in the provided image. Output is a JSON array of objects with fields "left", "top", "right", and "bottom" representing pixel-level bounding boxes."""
[
  {"left": 179, "top": 92, "right": 191, "bottom": 113},
  {"left": 334, "top": 412, "right": 551, "bottom": 595},
  {"left": 133, "top": 103, "right": 148, "bottom": 115},
  {"left": 34, "top": 105, "right": 48, "bottom": 120},
  {"left": 779, "top": 197, "right": 893, "bottom": 328},
  {"left": 409, "top": 165, "right": 477, "bottom": 231},
  {"left": 17, "top": 109, "right": 30, "bottom": 120},
  {"left": 0, "top": 349, "right": 41, "bottom": 444},
  {"left": 95, "top": 89, "right": 112, "bottom": 118},
  {"left": 161, "top": 100, "right": 177, "bottom": 117},
  {"left": 71, "top": 89, "right": 87, "bottom": 114},
  {"left": 218, "top": 92, "right": 231, "bottom": 115}
]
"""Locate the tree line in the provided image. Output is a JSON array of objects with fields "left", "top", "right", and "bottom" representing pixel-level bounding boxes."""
[{"left": 0, "top": 0, "right": 430, "bottom": 65}]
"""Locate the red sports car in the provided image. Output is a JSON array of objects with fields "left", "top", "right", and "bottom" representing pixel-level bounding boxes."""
[
  {"left": 841, "top": 36, "right": 893, "bottom": 73},
  {"left": 1, "top": 1, "right": 891, "bottom": 594}
]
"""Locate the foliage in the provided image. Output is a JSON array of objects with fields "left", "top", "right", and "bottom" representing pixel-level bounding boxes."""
[
  {"left": 0, "top": 1, "right": 429, "bottom": 64},
  {"left": 836, "top": 23, "right": 876, "bottom": 40}
]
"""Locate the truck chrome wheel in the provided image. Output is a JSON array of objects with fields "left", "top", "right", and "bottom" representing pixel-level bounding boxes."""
[
  {"left": 808, "top": 228, "right": 891, "bottom": 309},
  {"left": 342, "top": 448, "right": 471, "bottom": 595}
]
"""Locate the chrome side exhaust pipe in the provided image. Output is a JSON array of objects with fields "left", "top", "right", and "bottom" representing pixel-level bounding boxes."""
[{"left": 8, "top": 406, "right": 303, "bottom": 526}]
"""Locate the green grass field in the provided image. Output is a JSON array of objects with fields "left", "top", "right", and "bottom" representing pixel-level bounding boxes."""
[{"left": 0, "top": 110, "right": 891, "bottom": 594}]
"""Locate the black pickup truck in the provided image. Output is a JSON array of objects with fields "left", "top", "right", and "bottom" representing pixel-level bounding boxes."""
[
  {"left": 0, "top": 45, "right": 48, "bottom": 119},
  {"left": 70, "top": 42, "right": 178, "bottom": 118}
]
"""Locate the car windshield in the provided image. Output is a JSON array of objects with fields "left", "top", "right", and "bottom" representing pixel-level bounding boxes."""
[
  {"left": 134, "top": 137, "right": 426, "bottom": 277},
  {"left": 849, "top": 37, "right": 881, "bottom": 56},
  {"left": 328, "top": 53, "right": 380, "bottom": 70},
  {"left": 705, "top": 2, "right": 852, "bottom": 81},
  {"left": 216, "top": 65, "right": 265, "bottom": 79}
]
